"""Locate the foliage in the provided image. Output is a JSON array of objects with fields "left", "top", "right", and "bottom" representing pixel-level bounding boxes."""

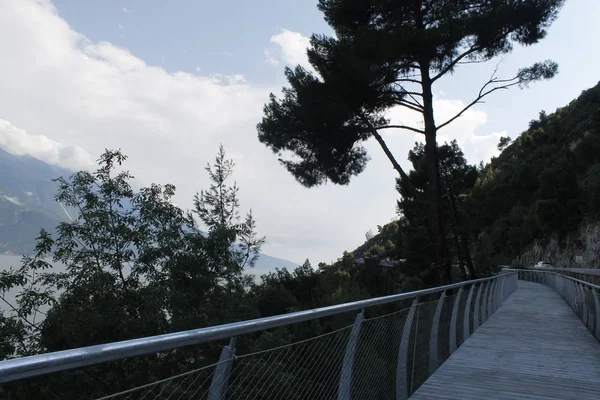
[
  {"left": 468, "top": 81, "right": 600, "bottom": 264},
  {"left": 258, "top": 0, "right": 564, "bottom": 283},
  {"left": 497, "top": 136, "right": 512, "bottom": 151},
  {"left": 0, "top": 145, "right": 415, "bottom": 399},
  {"left": 0, "top": 147, "right": 265, "bottom": 399}
]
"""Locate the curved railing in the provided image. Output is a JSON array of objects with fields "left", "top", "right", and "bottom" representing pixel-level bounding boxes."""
[
  {"left": 0, "top": 273, "right": 517, "bottom": 400},
  {"left": 511, "top": 269, "right": 600, "bottom": 342}
]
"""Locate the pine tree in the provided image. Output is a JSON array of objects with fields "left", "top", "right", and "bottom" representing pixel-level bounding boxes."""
[{"left": 257, "top": 0, "right": 564, "bottom": 283}]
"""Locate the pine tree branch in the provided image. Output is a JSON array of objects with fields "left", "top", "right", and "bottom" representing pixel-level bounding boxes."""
[
  {"left": 394, "top": 99, "right": 425, "bottom": 113},
  {"left": 400, "top": 91, "right": 423, "bottom": 97},
  {"left": 395, "top": 78, "right": 422, "bottom": 84},
  {"left": 379, "top": 124, "right": 425, "bottom": 135},
  {"left": 437, "top": 73, "right": 520, "bottom": 131},
  {"left": 368, "top": 127, "right": 411, "bottom": 182},
  {"left": 401, "top": 90, "right": 425, "bottom": 109},
  {"left": 457, "top": 59, "right": 488, "bottom": 65},
  {"left": 363, "top": 119, "right": 429, "bottom": 227},
  {"left": 431, "top": 46, "right": 481, "bottom": 83}
]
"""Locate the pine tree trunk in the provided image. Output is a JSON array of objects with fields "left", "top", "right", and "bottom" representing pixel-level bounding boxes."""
[
  {"left": 446, "top": 181, "right": 478, "bottom": 279},
  {"left": 420, "top": 65, "right": 451, "bottom": 285},
  {"left": 461, "top": 232, "right": 477, "bottom": 279}
]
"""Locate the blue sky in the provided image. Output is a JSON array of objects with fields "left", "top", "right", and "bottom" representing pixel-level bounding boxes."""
[
  {"left": 52, "top": 0, "right": 328, "bottom": 83},
  {"left": 1, "top": 0, "right": 599, "bottom": 265}
]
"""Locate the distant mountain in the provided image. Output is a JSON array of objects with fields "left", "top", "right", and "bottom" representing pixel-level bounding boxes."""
[
  {"left": 247, "top": 252, "right": 300, "bottom": 277},
  {"left": 0, "top": 147, "right": 298, "bottom": 274},
  {"left": 0, "top": 147, "right": 71, "bottom": 254}
]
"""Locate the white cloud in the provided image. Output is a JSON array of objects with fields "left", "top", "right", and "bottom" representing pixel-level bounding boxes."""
[
  {"left": 121, "top": 7, "right": 131, "bottom": 13},
  {"left": 0, "top": 3, "right": 501, "bottom": 264},
  {"left": 0, "top": 119, "right": 93, "bottom": 170},
  {"left": 266, "top": 30, "right": 312, "bottom": 70},
  {"left": 385, "top": 98, "right": 503, "bottom": 165},
  {"left": 118, "top": 24, "right": 124, "bottom": 30}
]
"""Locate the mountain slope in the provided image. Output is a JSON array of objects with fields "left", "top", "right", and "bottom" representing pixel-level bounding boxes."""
[
  {"left": 0, "top": 147, "right": 299, "bottom": 272},
  {"left": 0, "top": 148, "right": 71, "bottom": 254},
  {"left": 319, "top": 81, "right": 600, "bottom": 278},
  {"left": 468, "top": 81, "right": 600, "bottom": 266}
]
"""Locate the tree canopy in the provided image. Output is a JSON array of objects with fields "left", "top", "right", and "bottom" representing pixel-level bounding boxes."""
[{"left": 258, "top": 0, "right": 564, "bottom": 283}]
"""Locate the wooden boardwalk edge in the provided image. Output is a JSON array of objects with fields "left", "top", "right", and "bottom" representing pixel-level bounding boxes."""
[{"left": 409, "top": 280, "right": 600, "bottom": 400}]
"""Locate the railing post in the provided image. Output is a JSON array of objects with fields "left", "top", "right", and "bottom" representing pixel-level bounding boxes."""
[
  {"left": 498, "top": 274, "right": 506, "bottom": 308},
  {"left": 496, "top": 276, "right": 506, "bottom": 311},
  {"left": 481, "top": 281, "right": 489, "bottom": 323},
  {"left": 503, "top": 274, "right": 511, "bottom": 301},
  {"left": 429, "top": 291, "right": 446, "bottom": 375},
  {"left": 571, "top": 280, "right": 578, "bottom": 313},
  {"left": 486, "top": 279, "right": 496, "bottom": 319},
  {"left": 491, "top": 278, "right": 497, "bottom": 313},
  {"left": 208, "top": 337, "right": 237, "bottom": 400},
  {"left": 473, "top": 282, "right": 484, "bottom": 330},
  {"left": 449, "top": 287, "right": 463, "bottom": 355},
  {"left": 579, "top": 284, "right": 589, "bottom": 327},
  {"left": 397, "top": 299, "right": 418, "bottom": 400},
  {"left": 570, "top": 280, "right": 577, "bottom": 313},
  {"left": 338, "top": 311, "right": 365, "bottom": 400},
  {"left": 463, "top": 284, "right": 475, "bottom": 343},
  {"left": 495, "top": 276, "right": 503, "bottom": 311},
  {"left": 593, "top": 289, "right": 600, "bottom": 340}
]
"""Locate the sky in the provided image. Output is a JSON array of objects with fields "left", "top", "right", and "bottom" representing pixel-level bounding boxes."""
[{"left": 0, "top": 0, "right": 599, "bottom": 265}]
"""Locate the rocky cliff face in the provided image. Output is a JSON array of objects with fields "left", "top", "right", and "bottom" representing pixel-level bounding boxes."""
[{"left": 513, "top": 221, "right": 600, "bottom": 268}]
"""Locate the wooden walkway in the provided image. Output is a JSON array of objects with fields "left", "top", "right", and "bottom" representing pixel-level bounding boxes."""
[{"left": 410, "top": 280, "right": 600, "bottom": 400}]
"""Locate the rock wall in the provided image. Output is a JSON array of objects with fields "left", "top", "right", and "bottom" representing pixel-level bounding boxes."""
[{"left": 513, "top": 222, "right": 600, "bottom": 268}]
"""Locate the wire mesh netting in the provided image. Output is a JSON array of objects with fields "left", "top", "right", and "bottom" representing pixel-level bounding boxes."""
[
  {"left": 225, "top": 325, "right": 352, "bottom": 400},
  {"left": 1, "top": 276, "right": 515, "bottom": 400},
  {"left": 435, "top": 294, "right": 457, "bottom": 371},
  {"left": 351, "top": 307, "right": 409, "bottom": 400}
]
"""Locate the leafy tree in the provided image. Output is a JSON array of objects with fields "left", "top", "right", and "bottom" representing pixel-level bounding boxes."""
[
  {"left": 497, "top": 136, "right": 512, "bottom": 151},
  {"left": 398, "top": 141, "right": 479, "bottom": 280},
  {"left": 0, "top": 150, "right": 187, "bottom": 398},
  {"left": 176, "top": 145, "right": 265, "bottom": 328},
  {"left": 257, "top": 0, "right": 564, "bottom": 283},
  {"left": 466, "top": 82, "right": 600, "bottom": 266},
  {"left": 0, "top": 147, "right": 266, "bottom": 399}
]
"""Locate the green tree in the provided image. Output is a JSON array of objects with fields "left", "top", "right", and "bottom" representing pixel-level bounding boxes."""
[
  {"left": 398, "top": 141, "right": 479, "bottom": 280},
  {"left": 0, "top": 147, "right": 266, "bottom": 399},
  {"left": 257, "top": 0, "right": 563, "bottom": 283},
  {"left": 0, "top": 150, "right": 187, "bottom": 398},
  {"left": 188, "top": 145, "right": 265, "bottom": 291},
  {"left": 497, "top": 136, "right": 512, "bottom": 151}
]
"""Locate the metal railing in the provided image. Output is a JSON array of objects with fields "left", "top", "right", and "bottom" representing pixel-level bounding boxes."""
[
  {"left": 544, "top": 267, "right": 600, "bottom": 286},
  {"left": 0, "top": 272, "right": 518, "bottom": 400},
  {"left": 514, "top": 269, "right": 600, "bottom": 342}
]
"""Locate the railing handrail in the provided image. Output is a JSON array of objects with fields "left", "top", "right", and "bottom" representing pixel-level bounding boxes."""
[
  {"left": 503, "top": 268, "right": 600, "bottom": 291},
  {"left": 544, "top": 267, "right": 600, "bottom": 276},
  {"left": 0, "top": 273, "right": 514, "bottom": 383}
]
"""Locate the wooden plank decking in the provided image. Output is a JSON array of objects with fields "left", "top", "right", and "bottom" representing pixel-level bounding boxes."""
[{"left": 410, "top": 280, "right": 600, "bottom": 400}]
